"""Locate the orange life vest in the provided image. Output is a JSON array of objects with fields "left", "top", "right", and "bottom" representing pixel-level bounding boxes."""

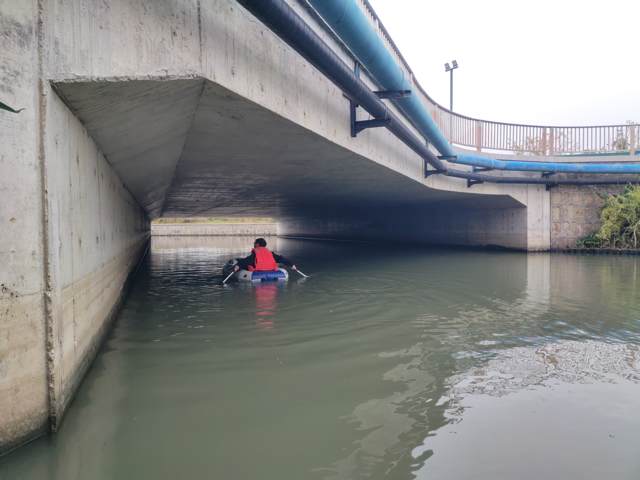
[{"left": 250, "top": 247, "right": 278, "bottom": 271}]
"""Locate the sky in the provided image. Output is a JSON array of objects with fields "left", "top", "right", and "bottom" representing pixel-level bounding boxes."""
[{"left": 368, "top": 0, "right": 639, "bottom": 126}]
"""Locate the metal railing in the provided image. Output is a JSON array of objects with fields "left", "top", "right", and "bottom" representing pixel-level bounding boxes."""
[
  {"left": 355, "top": 0, "right": 639, "bottom": 157},
  {"left": 432, "top": 107, "right": 639, "bottom": 156}
]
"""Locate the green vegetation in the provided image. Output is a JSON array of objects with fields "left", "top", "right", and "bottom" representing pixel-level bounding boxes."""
[
  {"left": 611, "top": 121, "right": 638, "bottom": 151},
  {"left": 153, "top": 217, "right": 275, "bottom": 224},
  {"left": 577, "top": 185, "right": 640, "bottom": 249}
]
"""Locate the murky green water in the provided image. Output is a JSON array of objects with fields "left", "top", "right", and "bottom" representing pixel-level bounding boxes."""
[{"left": 2, "top": 237, "right": 640, "bottom": 480}]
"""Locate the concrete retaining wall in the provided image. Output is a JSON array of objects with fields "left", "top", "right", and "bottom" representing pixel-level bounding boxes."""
[
  {"left": 550, "top": 185, "right": 625, "bottom": 250},
  {"left": 0, "top": 0, "right": 49, "bottom": 455},
  {"left": 43, "top": 90, "right": 149, "bottom": 429},
  {"left": 151, "top": 222, "right": 277, "bottom": 236},
  {"left": 1, "top": 1, "right": 148, "bottom": 454}
]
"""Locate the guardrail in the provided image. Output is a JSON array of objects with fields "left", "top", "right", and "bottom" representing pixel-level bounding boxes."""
[
  {"left": 354, "top": 0, "right": 639, "bottom": 157},
  {"left": 432, "top": 107, "right": 639, "bottom": 156}
]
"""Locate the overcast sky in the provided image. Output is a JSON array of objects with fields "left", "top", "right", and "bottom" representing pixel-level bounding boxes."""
[{"left": 368, "top": 0, "right": 639, "bottom": 126}]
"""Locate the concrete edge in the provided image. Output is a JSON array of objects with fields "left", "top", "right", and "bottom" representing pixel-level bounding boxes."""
[
  {"left": 278, "top": 234, "right": 529, "bottom": 252},
  {"left": 0, "top": 421, "right": 49, "bottom": 458},
  {"left": 50, "top": 237, "right": 150, "bottom": 432},
  {"left": 49, "top": 73, "right": 203, "bottom": 84},
  {"left": 0, "top": 237, "right": 150, "bottom": 458},
  {"left": 150, "top": 223, "right": 278, "bottom": 236},
  {"left": 550, "top": 248, "right": 640, "bottom": 255}
]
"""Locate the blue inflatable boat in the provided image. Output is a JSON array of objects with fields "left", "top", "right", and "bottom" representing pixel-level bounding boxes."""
[{"left": 222, "top": 259, "right": 289, "bottom": 283}]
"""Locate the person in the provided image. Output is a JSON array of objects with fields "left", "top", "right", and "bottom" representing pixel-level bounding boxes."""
[{"left": 234, "top": 238, "right": 297, "bottom": 272}]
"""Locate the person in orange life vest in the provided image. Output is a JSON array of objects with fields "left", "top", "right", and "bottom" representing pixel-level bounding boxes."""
[{"left": 233, "top": 238, "right": 297, "bottom": 272}]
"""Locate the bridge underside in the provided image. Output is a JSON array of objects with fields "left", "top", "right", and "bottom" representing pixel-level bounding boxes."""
[{"left": 54, "top": 78, "right": 526, "bottom": 246}]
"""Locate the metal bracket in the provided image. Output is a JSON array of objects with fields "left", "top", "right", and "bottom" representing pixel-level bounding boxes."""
[
  {"left": 352, "top": 117, "right": 390, "bottom": 136},
  {"left": 424, "top": 159, "right": 444, "bottom": 178},
  {"left": 467, "top": 165, "right": 490, "bottom": 186},
  {"left": 425, "top": 169, "right": 445, "bottom": 178},
  {"left": 347, "top": 62, "right": 407, "bottom": 137},
  {"left": 541, "top": 171, "right": 555, "bottom": 177},
  {"left": 350, "top": 100, "right": 390, "bottom": 137},
  {"left": 373, "top": 89, "right": 411, "bottom": 99}
]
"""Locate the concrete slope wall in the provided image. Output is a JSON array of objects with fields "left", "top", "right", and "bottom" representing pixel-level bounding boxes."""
[
  {"left": 44, "top": 91, "right": 149, "bottom": 428},
  {"left": 1, "top": 1, "right": 148, "bottom": 454}
]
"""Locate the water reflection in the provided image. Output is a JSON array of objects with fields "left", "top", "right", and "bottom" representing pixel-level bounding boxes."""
[
  {"left": 322, "top": 254, "right": 555, "bottom": 479},
  {"left": 253, "top": 283, "right": 280, "bottom": 329},
  {"left": 1, "top": 240, "right": 639, "bottom": 480},
  {"left": 414, "top": 340, "right": 640, "bottom": 479}
]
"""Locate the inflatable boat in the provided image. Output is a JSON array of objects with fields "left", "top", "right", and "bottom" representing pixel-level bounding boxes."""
[{"left": 222, "top": 259, "right": 289, "bottom": 283}]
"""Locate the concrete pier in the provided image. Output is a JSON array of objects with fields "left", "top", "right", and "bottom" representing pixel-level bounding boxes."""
[{"left": 1, "top": 1, "right": 148, "bottom": 454}]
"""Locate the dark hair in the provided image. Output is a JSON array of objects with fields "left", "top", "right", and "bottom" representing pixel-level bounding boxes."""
[{"left": 254, "top": 238, "right": 267, "bottom": 247}]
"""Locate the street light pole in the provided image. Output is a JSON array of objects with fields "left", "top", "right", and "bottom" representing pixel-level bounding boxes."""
[
  {"left": 449, "top": 66, "right": 454, "bottom": 110},
  {"left": 444, "top": 60, "right": 459, "bottom": 140},
  {"left": 444, "top": 60, "right": 459, "bottom": 111}
]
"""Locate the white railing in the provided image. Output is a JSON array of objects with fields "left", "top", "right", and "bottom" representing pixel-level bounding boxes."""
[{"left": 431, "top": 107, "right": 639, "bottom": 156}]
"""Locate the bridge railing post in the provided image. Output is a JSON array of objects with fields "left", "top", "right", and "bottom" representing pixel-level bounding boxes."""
[
  {"left": 548, "top": 127, "right": 555, "bottom": 156},
  {"left": 475, "top": 120, "right": 482, "bottom": 152},
  {"left": 629, "top": 124, "right": 637, "bottom": 156}
]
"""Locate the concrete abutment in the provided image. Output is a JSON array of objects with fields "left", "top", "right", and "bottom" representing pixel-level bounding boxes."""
[{"left": 1, "top": 0, "right": 149, "bottom": 454}]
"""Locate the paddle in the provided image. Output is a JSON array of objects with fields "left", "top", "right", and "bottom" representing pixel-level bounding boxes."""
[
  {"left": 293, "top": 268, "right": 310, "bottom": 278},
  {"left": 221, "top": 271, "right": 235, "bottom": 285}
]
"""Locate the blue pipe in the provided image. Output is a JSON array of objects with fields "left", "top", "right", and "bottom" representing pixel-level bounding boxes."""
[
  {"left": 457, "top": 152, "right": 640, "bottom": 173},
  {"left": 307, "top": 0, "right": 454, "bottom": 157},
  {"left": 307, "top": 0, "right": 640, "bottom": 175}
]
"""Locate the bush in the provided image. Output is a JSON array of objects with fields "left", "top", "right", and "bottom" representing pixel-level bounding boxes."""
[
  {"left": 589, "top": 185, "right": 640, "bottom": 249},
  {"left": 576, "top": 232, "right": 602, "bottom": 248}
]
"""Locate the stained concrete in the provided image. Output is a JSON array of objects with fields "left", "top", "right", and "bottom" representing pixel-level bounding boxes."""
[
  {"left": 43, "top": 90, "right": 149, "bottom": 428},
  {"left": 53, "top": 79, "right": 204, "bottom": 217},
  {"left": 0, "top": 0, "right": 49, "bottom": 454},
  {"left": 550, "top": 185, "right": 625, "bottom": 249}
]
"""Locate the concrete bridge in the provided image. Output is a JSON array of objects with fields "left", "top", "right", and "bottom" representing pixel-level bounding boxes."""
[{"left": 1, "top": 0, "right": 638, "bottom": 453}]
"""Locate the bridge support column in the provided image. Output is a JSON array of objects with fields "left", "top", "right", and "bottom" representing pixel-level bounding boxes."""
[
  {"left": 1, "top": 2, "right": 148, "bottom": 454},
  {"left": 524, "top": 184, "right": 552, "bottom": 251}
]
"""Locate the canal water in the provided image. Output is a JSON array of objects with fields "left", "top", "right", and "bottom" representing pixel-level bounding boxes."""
[{"left": 2, "top": 237, "right": 640, "bottom": 480}]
